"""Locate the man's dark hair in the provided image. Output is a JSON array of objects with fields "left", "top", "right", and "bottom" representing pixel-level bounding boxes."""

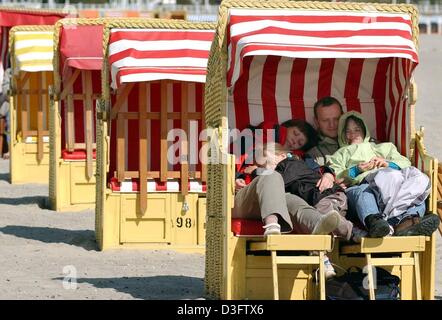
[
  {"left": 280, "top": 119, "right": 319, "bottom": 151},
  {"left": 313, "top": 96, "right": 344, "bottom": 118}
]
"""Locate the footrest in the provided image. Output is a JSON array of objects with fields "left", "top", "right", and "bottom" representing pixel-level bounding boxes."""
[
  {"left": 249, "top": 235, "right": 332, "bottom": 251},
  {"left": 340, "top": 236, "right": 427, "bottom": 254}
]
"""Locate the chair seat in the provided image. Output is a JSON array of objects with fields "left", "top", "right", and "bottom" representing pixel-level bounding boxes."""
[
  {"left": 249, "top": 234, "right": 332, "bottom": 251},
  {"left": 340, "top": 236, "right": 428, "bottom": 254}
]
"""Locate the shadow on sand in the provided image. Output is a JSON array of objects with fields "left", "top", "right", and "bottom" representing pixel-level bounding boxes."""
[
  {"left": 0, "top": 225, "right": 98, "bottom": 251},
  {"left": 0, "top": 195, "right": 48, "bottom": 208},
  {"left": 0, "top": 172, "right": 9, "bottom": 182},
  {"left": 54, "top": 275, "right": 204, "bottom": 300}
]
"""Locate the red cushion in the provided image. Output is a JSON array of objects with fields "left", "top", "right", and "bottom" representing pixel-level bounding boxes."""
[
  {"left": 231, "top": 218, "right": 265, "bottom": 236},
  {"left": 62, "top": 149, "right": 97, "bottom": 160}
]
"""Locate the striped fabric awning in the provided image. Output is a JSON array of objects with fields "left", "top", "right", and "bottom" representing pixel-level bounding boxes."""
[
  {"left": 14, "top": 30, "right": 54, "bottom": 72},
  {"left": 226, "top": 9, "right": 419, "bottom": 156},
  {"left": 60, "top": 25, "right": 103, "bottom": 71},
  {"left": 108, "top": 28, "right": 215, "bottom": 88}
]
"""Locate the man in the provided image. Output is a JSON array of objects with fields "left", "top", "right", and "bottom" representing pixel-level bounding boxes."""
[{"left": 307, "top": 96, "right": 343, "bottom": 166}]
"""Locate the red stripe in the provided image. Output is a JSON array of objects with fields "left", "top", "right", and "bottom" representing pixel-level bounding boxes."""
[
  {"left": 393, "top": 58, "right": 403, "bottom": 149},
  {"left": 127, "top": 84, "right": 139, "bottom": 171},
  {"left": 118, "top": 67, "right": 207, "bottom": 77},
  {"left": 387, "top": 59, "right": 396, "bottom": 142},
  {"left": 229, "top": 14, "right": 412, "bottom": 25},
  {"left": 317, "top": 58, "right": 335, "bottom": 99},
  {"left": 400, "top": 99, "right": 407, "bottom": 156},
  {"left": 261, "top": 56, "right": 280, "bottom": 124},
  {"left": 109, "top": 48, "right": 210, "bottom": 65},
  {"left": 344, "top": 59, "right": 364, "bottom": 112},
  {"left": 372, "top": 58, "right": 391, "bottom": 142},
  {"left": 195, "top": 83, "right": 204, "bottom": 175},
  {"left": 233, "top": 56, "right": 251, "bottom": 130},
  {"left": 289, "top": 59, "right": 307, "bottom": 119},
  {"left": 110, "top": 30, "right": 215, "bottom": 42},
  {"left": 173, "top": 82, "right": 181, "bottom": 172}
]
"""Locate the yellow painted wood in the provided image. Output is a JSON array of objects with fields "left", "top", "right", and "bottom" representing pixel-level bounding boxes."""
[
  {"left": 401, "top": 252, "right": 413, "bottom": 300},
  {"left": 414, "top": 252, "right": 422, "bottom": 300},
  {"left": 274, "top": 256, "right": 322, "bottom": 264},
  {"left": 249, "top": 235, "right": 332, "bottom": 251},
  {"left": 271, "top": 251, "right": 279, "bottom": 300},
  {"left": 319, "top": 251, "right": 325, "bottom": 300},
  {"left": 9, "top": 141, "right": 50, "bottom": 184},
  {"left": 341, "top": 236, "right": 427, "bottom": 254},
  {"left": 366, "top": 254, "right": 376, "bottom": 300},
  {"left": 370, "top": 257, "right": 415, "bottom": 266},
  {"left": 197, "top": 198, "right": 206, "bottom": 245},
  {"left": 172, "top": 194, "right": 198, "bottom": 246}
]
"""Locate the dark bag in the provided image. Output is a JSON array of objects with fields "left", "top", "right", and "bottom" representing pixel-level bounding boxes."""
[{"left": 326, "top": 267, "right": 400, "bottom": 300}]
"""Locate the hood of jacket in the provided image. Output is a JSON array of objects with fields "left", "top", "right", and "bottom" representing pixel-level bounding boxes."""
[{"left": 337, "top": 111, "right": 371, "bottom": 147}]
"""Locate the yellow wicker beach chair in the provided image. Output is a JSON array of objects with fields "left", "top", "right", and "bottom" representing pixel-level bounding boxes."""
[
  {"left": 204, "top": 0, "right": 438, "bottom": 300},
  {"left": 9, "top": 26, "right": 54, "bottom": 184},
  {"left": 95, "top": 19, "right": 215, "bottom": 251}
]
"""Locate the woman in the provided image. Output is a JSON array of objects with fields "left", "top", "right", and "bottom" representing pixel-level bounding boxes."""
[{"left": 232, "top": 119, "right": 341, "bottom": 237}]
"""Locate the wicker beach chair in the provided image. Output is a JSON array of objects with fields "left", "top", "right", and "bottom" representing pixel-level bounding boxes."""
[
  {"left": 49, "top": 18, "right": 109, "bottom": 211},
  {"left": 204, "top": 0, "right": 438, "bottom": 300}
]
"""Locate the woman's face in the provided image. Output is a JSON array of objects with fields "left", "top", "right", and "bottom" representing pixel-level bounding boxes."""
[
  {"left": 345, "top": 119, "right": 365, "bottom": 145},
  {"left": 284, "top": 126, "right": 307, "bottom": 150}
]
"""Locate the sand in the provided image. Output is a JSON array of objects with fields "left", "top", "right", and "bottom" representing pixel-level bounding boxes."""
[{"left": 0, "top": 34, "right": 441, "bottom": 300}]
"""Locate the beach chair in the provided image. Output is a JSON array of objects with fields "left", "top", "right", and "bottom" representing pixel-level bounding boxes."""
[
  {"left": 1, "top": 8, "right": 69, "bottom": 184},
  {"left": 49, "top": 19, "right": 107, "bottom": 211},
  {"left": 204, "top": 0, "right": 438, "bottom": 300},
  {"left": 8, "top": 26, "right": 55, "bottom": 184},
  {"left": 95, "top": 19, "right": 215, "bottom": 251}
]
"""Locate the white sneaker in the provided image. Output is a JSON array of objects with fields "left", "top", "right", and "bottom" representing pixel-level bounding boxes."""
[
  {"left": 312, "top": 210, "right": 340, "bottom": 235},
  {"left": 324, "top": 256, "right": 336, "bottom": 279},
  {"left": 263, "top": 223, "right": 281, "bottom": 236}
]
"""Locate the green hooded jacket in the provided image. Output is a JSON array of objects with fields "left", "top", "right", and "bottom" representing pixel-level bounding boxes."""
[{"left": 328, "top": 111, "right": 411, "bottom": 186}]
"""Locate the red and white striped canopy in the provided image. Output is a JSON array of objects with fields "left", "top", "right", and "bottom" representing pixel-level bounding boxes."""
[
  {"left": 226, "top": 8, "right": 419, "bottom": 155},
  {"left": 108, "top": 29, "right": 215, "bottom": 89},
  {"left": 59, "top": 24, "right": 104, "bottom": 72}
]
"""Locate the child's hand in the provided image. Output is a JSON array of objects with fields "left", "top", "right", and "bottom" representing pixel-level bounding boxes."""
[
  {"left": 358, "top": 161, "right": 375, "bottom": 172},
  {"left": 371, "top": 157, "right": 388, "bottom": 168}
]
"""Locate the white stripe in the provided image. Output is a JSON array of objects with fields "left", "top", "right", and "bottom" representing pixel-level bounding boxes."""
[
  {"left": 120, "top": 180, "right": 133, "bottom": 192},
  {"left": 16, "top": 52, "right": 53, "bottom": 61},
  {"left": 303, "top": 59, "right": 321, "bottom": 104},
  {"left": 230, "top": 21, "right": 412, "bottom": 38},
  {"left": 109, "top": 39, "right": 212, "bottom": 55},
  {"left": 18, "top": 65, "right": 53, "bottom": 72},
  {"left": 275, "top": 57, "right": 292, "bottom": 123},
  {"left": 112, "top": 57, "right": 209, "bottom": 69},
  {"left": 25, "top": 136, "right": 50, "bottom": 143},
  {"left": 359, "top": 59, "right": 379, "bottom": 139},
  {"left": 15, "top": 39, "right": 53, "bottom": 50},
  {"left": 116, "top": 73, "right": 206, "bottom": 88},
  {"left": 247, "top": 56, "right": 265, "bottom": 126},
  {"left": 330, "top": 58, "right": 349, "bottom": 100},
  {"left": 229, "top": 9, "right": 412, "bottom": 19},
  {"left": 111, "top": 28, "right": 215, "bottom": 33}
]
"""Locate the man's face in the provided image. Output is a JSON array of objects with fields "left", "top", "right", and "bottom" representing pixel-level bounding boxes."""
[{"left": 314, "top": 103, "right": 342, "bottom": 139}]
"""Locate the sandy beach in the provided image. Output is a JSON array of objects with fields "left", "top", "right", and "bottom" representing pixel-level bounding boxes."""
[{"left": 0, "top": 34, "right": 441, "bottom": 300}]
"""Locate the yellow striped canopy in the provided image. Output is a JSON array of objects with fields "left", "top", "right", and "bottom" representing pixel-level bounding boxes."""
[{"left": 13, "top": 31, "right": 54, "bottom": 72}]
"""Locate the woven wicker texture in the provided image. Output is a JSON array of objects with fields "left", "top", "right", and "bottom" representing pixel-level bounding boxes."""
[{"left": 203, "top": 0, "right": 419, "bottom": 300}]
